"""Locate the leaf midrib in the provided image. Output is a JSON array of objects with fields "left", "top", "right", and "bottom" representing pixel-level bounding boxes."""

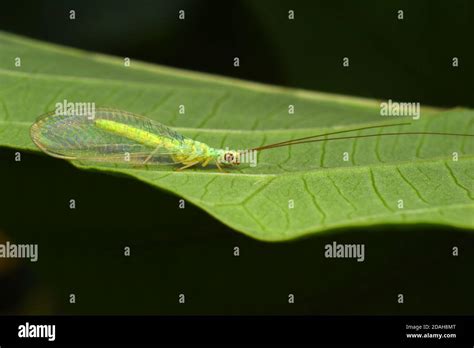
[{"left": 78, "top": 155, "right": 474, "bottom": 180}]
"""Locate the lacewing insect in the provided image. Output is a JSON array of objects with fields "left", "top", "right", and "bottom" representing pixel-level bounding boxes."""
[{"left": 30, "top": 108, "right": 473, "bottom": 171}]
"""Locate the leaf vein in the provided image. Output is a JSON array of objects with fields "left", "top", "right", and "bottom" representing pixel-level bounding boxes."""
[
  {"left": 195, "top": 91, "right": 230, "bottom": 128},
  {"left": 302, "top": 176, "right": 326, "bottom": 225},
  {"left": 396, "top": 167, "right": 429, "bottom": 204},
  {"left": 369, "top": 168, "right": 394, "bottom": 212},
  {"left": 444, "top": 162, "right": 473, "bottom": 200}
]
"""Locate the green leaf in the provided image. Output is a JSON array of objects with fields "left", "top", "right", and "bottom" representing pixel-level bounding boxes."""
[{"left": 1, "top": 31, "right": 473, "bottom": 241}]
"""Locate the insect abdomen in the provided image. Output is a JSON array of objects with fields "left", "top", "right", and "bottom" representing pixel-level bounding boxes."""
[{"left": 95, "top": 119, "right": 178, "bottom": 150}]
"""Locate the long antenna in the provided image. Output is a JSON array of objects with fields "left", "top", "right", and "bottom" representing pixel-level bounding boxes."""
[
  {"left": 250, "top": 122, "right": 411, "bottom": 151},
  {"left": 254, "top": 131, "right": 474, "bottom": 151}
]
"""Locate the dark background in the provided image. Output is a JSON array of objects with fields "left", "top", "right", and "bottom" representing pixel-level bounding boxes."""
[{"left": 0, "top": 0, "right": 473, "bottom": 315}]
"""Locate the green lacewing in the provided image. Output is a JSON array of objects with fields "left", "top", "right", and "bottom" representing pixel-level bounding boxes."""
[{"left": 30, "top": 107, "right": 473, "bottom": 171}]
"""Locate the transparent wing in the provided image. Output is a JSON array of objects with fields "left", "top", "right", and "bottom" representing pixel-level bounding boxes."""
[{"left": 30, "top": 108, "right": 187, "bottom": 165}]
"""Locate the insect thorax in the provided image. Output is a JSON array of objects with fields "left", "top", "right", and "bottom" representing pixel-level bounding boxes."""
[{"left": 172, "top": 139, "right": 217, "bottom": 163}]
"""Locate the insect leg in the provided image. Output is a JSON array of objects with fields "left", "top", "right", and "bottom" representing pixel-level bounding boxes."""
[
  {"left": 201, "top": 157, "right": 211, "bottom": 167},
  {"left": 215, "top": 160, "right": 228, "bottom": 173},
  {"left": 176, "top": 160, "right": 200, "bottom": 171}
]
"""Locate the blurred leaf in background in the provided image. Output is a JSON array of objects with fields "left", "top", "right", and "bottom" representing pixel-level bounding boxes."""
[{"left": 0, "top": 0, "right": 472, "bottom": 107}]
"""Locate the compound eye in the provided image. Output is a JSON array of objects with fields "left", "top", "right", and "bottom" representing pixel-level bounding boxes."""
[{"left": 225, "top": 153, "right": 234, "bottom": 162}]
